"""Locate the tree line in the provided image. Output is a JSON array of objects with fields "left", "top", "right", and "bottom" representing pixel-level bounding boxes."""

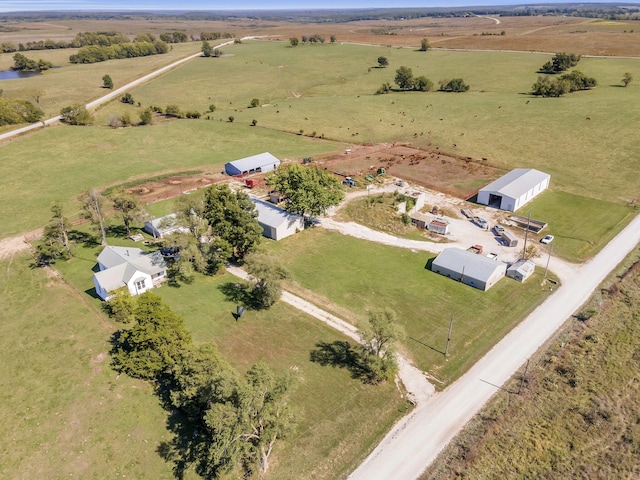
[
  {"left": 69, "top": 40, "right": 168, "bottom": 64},
  {"left": 0, "top": 97, "right": 44, "bottom": 126},
  {"left": 376, "top": 65, "right": 469, "bottom": 94},
  {"left": 0, "top": 31, "right": 189, "bottom": 53}
]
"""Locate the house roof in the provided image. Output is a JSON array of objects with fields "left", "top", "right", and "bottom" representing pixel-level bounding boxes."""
[
  {"left": 507, "top": 259, "right": 536, "bottom": 276},
  {"left": 226, "top": 152, "right": 280, "bottom": 172},
  {"left": 97, "top": 245, "right": 165, "bottom": 276},
  {"left": 251, "top": 198, "right": 303, "bottom": 229},
  {"left": 480, "top": 169, "right": 550, "bottom": 199},
  {"left": 144, "top": 213, "right": 188, "bottom": 236},
  {"left": 433, "top": 248, "right": 505, "bottom": 282}
]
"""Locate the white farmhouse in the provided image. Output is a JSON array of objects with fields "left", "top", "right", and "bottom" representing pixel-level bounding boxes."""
[
  {"left": 93, "top": 245, "right": 167, "bottom": 301},
  {"left": 477, "top": 168, "right": 550, "bottom": 212}
]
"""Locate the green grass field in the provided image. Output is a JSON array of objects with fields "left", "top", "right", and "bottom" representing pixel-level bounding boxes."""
[
  {"left": 0, "top": 255, "right": 173, "bottom": 479},
  {"left": 0, "top": 120, "right": 339, "bottom": 238},
  {"left": 266, "top": 228, "right": 553, "bottom": 385},
  {"left": 0, "top": 43, "right": 200, "bottom": 119},
  {"left": 520, "top": 190, "right": 635, "bottom": 262},
  {"left": 422, "top": 246, "right": 640, "bottom": 480},
  {"left": 51, "top": 241, "right": 405, "bottom": 480}
]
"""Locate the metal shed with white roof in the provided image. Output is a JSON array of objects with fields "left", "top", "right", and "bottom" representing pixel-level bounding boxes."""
[
  {"left": 431, "top": 247, "right": 507, "bottom": 291},
  {"left": 224, "top": 152, "right": 281, "bottom": 176},
  {"left": 477, "top": 168, "right": 550, "bottom": 212},
  {"left": 251, "top": 198, "right": 304, "bottom": 241}
]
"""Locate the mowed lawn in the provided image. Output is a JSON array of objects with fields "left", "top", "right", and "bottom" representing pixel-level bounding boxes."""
[
  {"left": 54, "top": 242, "right": 405, "bottom": 480},
  {"left": 516, "top": 190, "right": 635, "bottom": 262},
  {"left": 0, "top": 255, "right": 173, "bottom": 479},
  {"left": 266, "top": 228, "right": 553, "bottom": 385}
]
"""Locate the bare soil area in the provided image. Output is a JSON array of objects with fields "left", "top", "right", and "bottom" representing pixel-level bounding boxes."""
[
  {"left": 312, "top": 143, "right": 501, "bottom": 199},
  {"left": 125, "top": 172, "right": 226, "bottom": 204}
]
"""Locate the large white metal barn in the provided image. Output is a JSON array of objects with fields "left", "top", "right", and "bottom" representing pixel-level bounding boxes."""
[
  {"left": 224, "top": 152, "right": 281, "bottom": 176},
  {"left": 477, "top": 168, "right": 550, "bottom": 212}
]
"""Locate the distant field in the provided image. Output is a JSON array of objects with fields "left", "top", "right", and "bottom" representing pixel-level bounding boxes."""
[
  {"left": 129, "top": 40, "right": 640, "bottom": 206},
  {"left": 53, "top": 243, "right": 405, "bottom": 480},
  {"left": 266, "top": 228, "right": 553, "bottom": 385},
  {"left": 0, "top": 43, "right": 199, "bottom": 118}
]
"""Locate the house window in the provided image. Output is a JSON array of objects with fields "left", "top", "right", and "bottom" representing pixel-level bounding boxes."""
[{"left": 135, "top": 279, "right": 146, "bottom": 292}]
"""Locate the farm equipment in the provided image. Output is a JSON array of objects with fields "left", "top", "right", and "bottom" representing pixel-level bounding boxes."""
[
  {"left": 343, "top": 177, "right": 356, "bottom": 187},
  {"left": 245, "top": 178, "right": 259, "bottom": 189}
]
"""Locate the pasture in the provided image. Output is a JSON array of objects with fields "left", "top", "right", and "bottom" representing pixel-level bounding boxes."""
[
  {"left": 0, "top": 255, "right": 173, "bottom": 478},
  {"left": 52, "top": 242, "right": 405, "bottom": 480},
  {"left": 129, "top": 40, "right": 640, "bottom": 205},
  {"left": 266, "top": 228, "right": 553, "bottom": 384},
  {"left": 0, "top": 43, "right": 200, "bottom": 119}
]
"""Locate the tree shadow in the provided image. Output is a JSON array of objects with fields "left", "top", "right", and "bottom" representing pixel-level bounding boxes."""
[
  {"left": 106, "top": 224, "right": 129, "bottom": 238},
  {"left": 309, "top": 341, "right": 371, "bottom": 382},
  {"left": 68, "top": 229, "right": 100, "bottom": 248},
  {"left": 218, "top": 281, "right": 260, "bottom": 310}
]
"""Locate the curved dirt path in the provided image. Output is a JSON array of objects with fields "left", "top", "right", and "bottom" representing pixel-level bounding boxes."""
[
  {"left": 348, "top": 212, "right": 640, "bottom": 480},
  {"left": 225, "top": 264, "right": 435, "bottom": 404}
]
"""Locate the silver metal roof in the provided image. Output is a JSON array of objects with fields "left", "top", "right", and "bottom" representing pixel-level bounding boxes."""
[
  {"left": 251, "top": 198, "right": 303, "bottom": 229},
  {"left": 433, "top": 248, "right": 506, "bottom": 282},
  {"left": 480, "top": 168, "right": 550, "bottom": 199},
  {"left": 226, "top": 152, "right": 280, "bottom": 172}
]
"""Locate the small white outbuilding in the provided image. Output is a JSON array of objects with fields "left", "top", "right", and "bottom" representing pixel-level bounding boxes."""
[
  {"left": 251, "top": 198, "right": 304, "bottom": 241},
  {"left": 477, "top": 168, "right": 550, "bottom": 212}
]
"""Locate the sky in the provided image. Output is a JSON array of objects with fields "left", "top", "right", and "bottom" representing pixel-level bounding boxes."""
[{"left": 0, "top": 0, "right": 616, "bottom": 13}]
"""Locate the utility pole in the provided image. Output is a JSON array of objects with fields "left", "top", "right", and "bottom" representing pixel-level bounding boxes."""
[
  {"left": 518, "top": 359, "right": 530, "bottom": 395},
  {"left": 544, "top": 243, "right": 554, "bottom": 278},
  {"left": 445, "top": 314, "right": 454, "bottom": 357},
  {"left": 521, "top": 210, "right": 531, "bottom": 260}
]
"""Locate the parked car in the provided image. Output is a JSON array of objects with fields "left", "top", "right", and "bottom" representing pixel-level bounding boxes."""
[
  {"left": 493, "top": 225, "right": 505, "bottom": 235},
  {"left": 540, "top": 234, "right": 554, "bottom": 244},
  {"left": 472, "top": 216, "right": 489, "bottom": 229}
]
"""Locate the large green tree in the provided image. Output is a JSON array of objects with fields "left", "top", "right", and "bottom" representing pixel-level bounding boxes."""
[
  {"left": 0, "top": 98, "right": 43, "bottom": 125},
  {"left": 439, "top": 78, "right": 470, "bottom": 92},
  {"left": 539, "top": 52, "right": 580, "bottom": 74},
  {"left": 245, "top": 254, "right": 289, "bottom": 309},
  {"left": 360, "top": 309, "right": 405, "bottom": 384},
  {"left": 394, "top": 66, "right": 414, "bottom": 90},
  {"left": 60, "top": 104, "right": 94, "bottom": 125},
  {"left": 35, "top": 202, "right": 72, "bottom": 265},
  {"left": 203, "top": 184, "right": 262, "bottom": 260},
  {"left": 201, "top": 40, "right": 213, "bottom": 57},
  {"left": 109, "top": 190, "right": 146, "bottom": 236},
  {"left": 266, "top": 163, "right": 344, "bottom": 218},
  {"left": 102, "top": 74, "right": 113, "bottom": 89},
  {"left": 111, "top": 292, "right": 192, "bottom": 380}
]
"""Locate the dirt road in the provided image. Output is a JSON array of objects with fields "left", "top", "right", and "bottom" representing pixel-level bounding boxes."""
[{"left": 348, "top": 212, "right": 640, "bottom": 480}]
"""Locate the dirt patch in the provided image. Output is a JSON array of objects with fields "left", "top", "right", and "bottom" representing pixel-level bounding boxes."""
[
  {"left": 314, "top": 143, "right": 502, "bottom": 199},
  {"left": 125, "top": 173, "right": 227, "bottom": 204}
]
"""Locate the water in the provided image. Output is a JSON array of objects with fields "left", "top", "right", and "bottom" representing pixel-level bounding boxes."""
[{"left": 0, "top": 70, "right": 41, "bottom": 80}]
